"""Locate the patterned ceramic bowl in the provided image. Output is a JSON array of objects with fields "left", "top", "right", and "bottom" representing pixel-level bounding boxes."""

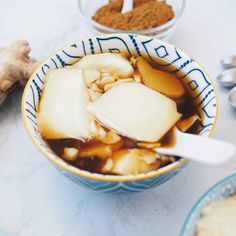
[
  {"left": 22, "top": 34, "right": 217, "bottom": 193},
  {"left": 180, "top": 173, "right": 236, "bottom": 236}
]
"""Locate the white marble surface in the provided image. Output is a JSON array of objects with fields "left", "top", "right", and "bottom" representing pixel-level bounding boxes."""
[{"left": 0, "top": 0, "right": 236, "bottom": 235}]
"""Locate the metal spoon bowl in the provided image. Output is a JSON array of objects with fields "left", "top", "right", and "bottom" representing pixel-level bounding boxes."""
[
  {"left": 217, "top": 67, "right": 236, "bottom": 88},
  {"left": 228, "top": 87, "right": 236, "bottom": 108},
  {"left": 221, "top": 55, "right": 236, "bottom": 69}
]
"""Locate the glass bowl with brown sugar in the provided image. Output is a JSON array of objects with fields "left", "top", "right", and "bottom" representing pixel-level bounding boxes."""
[{"left": 78, "top": 0, "right": 185, "bottom": 40}]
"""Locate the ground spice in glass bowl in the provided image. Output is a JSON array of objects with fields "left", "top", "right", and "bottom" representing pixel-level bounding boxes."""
[
  {"left": 78, "top": 0, "right": 185, "bottom": 40},
  {"left": 92, "top": 0, "right": 175, "bottom": 31}
]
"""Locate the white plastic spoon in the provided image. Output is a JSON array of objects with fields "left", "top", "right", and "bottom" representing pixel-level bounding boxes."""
[
  {"left": 121, "top": 0, "right": 133, "bottom": 14},
  {"left": 156, "top": 127, "right": 235, "bottom": 165}
]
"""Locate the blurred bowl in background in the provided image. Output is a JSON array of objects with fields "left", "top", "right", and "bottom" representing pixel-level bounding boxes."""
[
  {"left": 180, "top": 173, "right": 236, "bottom": 236},
  {"left": 78, "top": 0, "right": 186, "bottom": 41}
]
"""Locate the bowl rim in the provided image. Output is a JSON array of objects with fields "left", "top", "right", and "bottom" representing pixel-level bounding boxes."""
[
  {"left": 78, "top": 0, "right": 186, "bottom": 34},
  {"left": 180, "top": 173, "right": 236, "bottom": 236},
  {"left": 22, "top": 33, "right": 218, "bottom": 182}
]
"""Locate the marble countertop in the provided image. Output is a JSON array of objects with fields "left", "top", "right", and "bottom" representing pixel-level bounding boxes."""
[{"left": 0, "top": 0, "right": 236, "bottom": 235}]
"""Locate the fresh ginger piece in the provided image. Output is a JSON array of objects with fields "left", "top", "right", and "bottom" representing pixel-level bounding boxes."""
[
  {"left": 0, "top": 40, "right": 39, "bottom": 105},
  {"left": 79, "top": 140, "right": 124, "bottom": 159},
  {"left": 136, "top": 57, "right": 185, "bottom": 99},
  {"left": 176, "top": 115, "right": 200, "bottom": 132},
  {"left": 111, "top": 149, "right": 161, "bottom": 175}
]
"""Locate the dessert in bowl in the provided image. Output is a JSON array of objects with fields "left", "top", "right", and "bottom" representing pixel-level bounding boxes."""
[
  {"left": 22, "top": 34, "right": 217, "bottom": 193},
  {"left": 180, "top": 173, "right": 236, "bottom": 236}
]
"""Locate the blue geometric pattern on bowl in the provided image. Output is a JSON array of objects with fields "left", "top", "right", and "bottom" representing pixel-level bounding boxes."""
[
  {"left": 180, "top": 173, "right": 236, "bottom": 236},
  {"left": 22, "top": 34, "right": 217, "bottom": 193},
  {"left": 59, "top": 163, "right": 187, "bottom": 193}
]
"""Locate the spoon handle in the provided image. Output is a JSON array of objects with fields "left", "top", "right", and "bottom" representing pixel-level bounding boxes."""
[{"left": 156, "top": 128, "right": 235, "bottom": 164}]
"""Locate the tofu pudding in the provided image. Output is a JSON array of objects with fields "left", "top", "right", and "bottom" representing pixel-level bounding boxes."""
[{"left": 37, "top": 53, "right": 200, "bottom": 175}]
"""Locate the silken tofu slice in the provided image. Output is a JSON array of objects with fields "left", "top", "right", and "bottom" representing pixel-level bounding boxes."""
[
  {"left": 37, "top": 68, "right": 93, "bottom": 140},
  {"left": 87, "top": 82, "right": 182, "bottom": 142},
  {"left": 73, "top": 53, "right": 133, "bottom": 78}
]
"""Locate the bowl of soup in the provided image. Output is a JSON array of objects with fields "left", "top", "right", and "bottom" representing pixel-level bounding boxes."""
[{"left": 22, "top": 34, "right": 217, "bottom": 193}]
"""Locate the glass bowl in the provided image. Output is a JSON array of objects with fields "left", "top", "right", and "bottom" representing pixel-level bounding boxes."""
[{"left": 78, "top": 0, "right": 186, "bottom": 40}]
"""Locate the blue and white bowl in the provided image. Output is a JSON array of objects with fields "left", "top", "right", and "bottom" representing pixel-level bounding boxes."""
[
  {"left": 22, "top": 34, "right": 217, "bottom": 193},
  {"left": 180, "top": 173, "right": 236, "bottom": 236}
]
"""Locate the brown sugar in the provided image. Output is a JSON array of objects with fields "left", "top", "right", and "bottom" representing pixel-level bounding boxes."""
[{"left": 92, "top": 0, "right": 175, "bottom": 31}]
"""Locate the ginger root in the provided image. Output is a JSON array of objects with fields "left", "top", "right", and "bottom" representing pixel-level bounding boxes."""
[{"left": 0, "top": 40, "right": 39, "bottom": 105}]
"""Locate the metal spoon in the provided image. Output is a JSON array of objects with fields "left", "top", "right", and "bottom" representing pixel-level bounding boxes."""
[
  {"left": 217, "top": 67, "right": 236, "bottom": 88},
  {"left": 228, "top": 87, "right": 236, "bottom": 108},
  {"left": 221, "top": 55, "right": 236, "bottom": 69},
  {"left": 121, "top": 0, "right": 133, "bottom": 14}
]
